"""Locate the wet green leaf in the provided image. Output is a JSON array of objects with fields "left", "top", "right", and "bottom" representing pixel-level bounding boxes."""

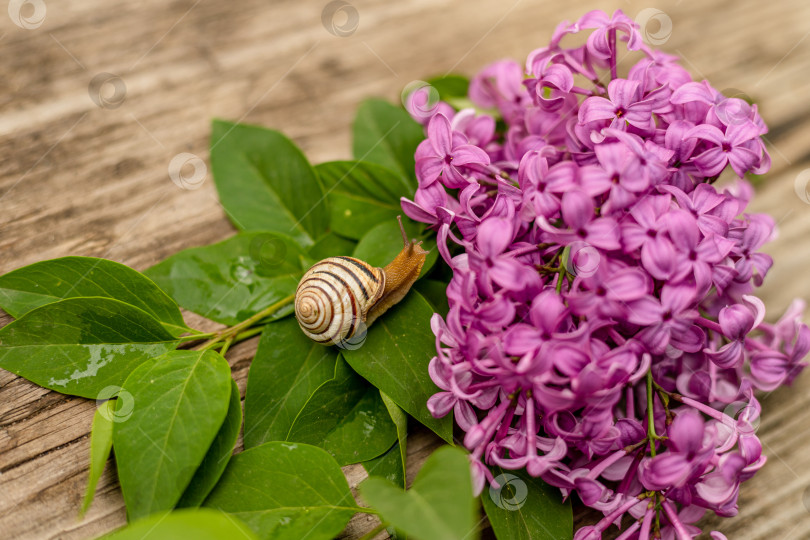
[
  {"left": 177, "top": 379, "right": 242, "bottom": 508},
  {"left": 99, "top": 509, "right": 258, "bottom": 540},
  {"left": 307, "top": 232, "right": 357, "bottom": 263},
  {"left": 243, "top": 318, "right": 338, "bottom": 449},
  {"left": 415, "top": 279, "right": 450, "bottom": 317},
  {"left": 343, "top": 292, "right": 452, "bottom": 443},
  {"left": 210, "top": 119, "right": 328, "bottom": 244},
  {"left": 382, "top": 392, "right": 408, "bottom": 482},
  {"left": 145, "top": 232, "right": 304, "bottom": 326},
  {"left": 0, "top": 298, "right": 178, "bottom": 398},
  {"left": 482, "top": 467, "right": 573, "bottom": 540},
  {"left": 425, "top": 74, "right": 470, "bottom": 101},
  {"left": 352, "top": 99, "right": 424, "bottom": 189},
  {"left": 352, "top": 219, "right": 437, "bottom": 279},
  {"left": 315, "top": 160, "right": 412, "bottom": 240},
  {"left": 287, "top": 357, "right": 397, "bottom": 465},
  {"left": 114, "top": 350, "right": 232, "bottom": 521},
  {"left": 364, "top": 441, "right": 405, "bottom": 491},
  {"left": 204, "top": 442, "right": 359, "bottom": 540},
  {"left": 361, "top": 446, "right": 477, "bottom": 540},
  {"left": 363, "top": 391, "right": 408, "bottom": 488},
  {"left": 80, "top": 400, "right": 115, "bottom": 516},
  {"left": 0, "top": 256, "right": 189, "bottom": 336}
]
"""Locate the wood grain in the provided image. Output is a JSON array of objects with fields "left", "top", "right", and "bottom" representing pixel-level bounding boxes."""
[{"left": 1, "top": 0, "right": 809, "bottom": 538}]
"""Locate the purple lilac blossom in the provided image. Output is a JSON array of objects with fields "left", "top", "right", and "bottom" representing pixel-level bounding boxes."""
[{"left": 402, "top": 9, "right": 810, "bottom": 540}]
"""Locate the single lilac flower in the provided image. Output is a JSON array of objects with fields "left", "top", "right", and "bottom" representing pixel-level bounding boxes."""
[
  {"left": 686, "top": 121, "right": 763, "bottom": 178},
  {"left": 415, "top": 113, "right": 490, "bottom": 188},
  {"left": 579, "top": 79, "right": 655, "bottom": 134},
  {"left": 537, "top": 188, "right": 621, "bottom": 250}
]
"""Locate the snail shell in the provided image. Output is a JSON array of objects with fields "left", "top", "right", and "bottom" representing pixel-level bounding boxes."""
[
  {"left": 295, "top": 217, "right": 429, "bottom": 346},
  {"left": 294, "top": 256, "right": 385, "bottom": 345}
]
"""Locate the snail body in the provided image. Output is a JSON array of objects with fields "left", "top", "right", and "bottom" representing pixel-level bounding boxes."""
[{"left": 294, "top": 218, "right": 428, "bottom": 345}]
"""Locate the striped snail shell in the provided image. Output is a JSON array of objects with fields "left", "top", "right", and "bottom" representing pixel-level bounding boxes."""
[
  {"left": 294, "top": 217, "right": 428, "bottom": 346},
  {"left": 295, "top": 257, "right": 385, "bottom": 345}
]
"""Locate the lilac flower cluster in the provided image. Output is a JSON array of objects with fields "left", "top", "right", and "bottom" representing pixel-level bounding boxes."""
[{"left": 401, "top": 10, "right": 810, "bottom": 539}]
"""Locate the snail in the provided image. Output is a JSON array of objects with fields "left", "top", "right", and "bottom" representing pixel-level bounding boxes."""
[{"left": 294, "top": 217, "right": 428, "bottom": 345}]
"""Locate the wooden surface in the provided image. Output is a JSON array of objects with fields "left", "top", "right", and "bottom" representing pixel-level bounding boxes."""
[{"left": 1, "top": 0, "right": 809, "bottom": 538}]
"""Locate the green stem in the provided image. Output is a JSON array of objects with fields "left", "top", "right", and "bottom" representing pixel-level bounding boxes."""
[
  {"left": 358, "top": 522, "right": 387, "bottom": 540},
  {"left": 219, "top": 336, "right": 234, "bottom": 357},
  {"left": 195, "top": 294, "right": 295, "bottom": 351},
  {"left": 204, "top": 325, "right": 270, "bottom": 353},
  {"left": 646, "top": 370, "right": 658, "bottom": 457},
  {"left": 177, "top": 332, "right": 216, "bottom": 342},
  {"left": 555, "top": 246, "right": 570, "bottom": 294},
  {"left": 228, "top": 294, "right": 295, "bottom": 335},
  {"left": 645, "top": 372, "right": 666, "bottom": 537},
  {"left": 555, "top": 266, "right": 566, "bottom": 294},
  {"left": 185, "top": 327, "right": 210, "bottom": 336},
  {"left": 232, "top": 326, "right": 266, "bottom": 342}
]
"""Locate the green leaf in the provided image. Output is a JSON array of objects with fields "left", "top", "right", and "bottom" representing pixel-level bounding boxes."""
[
  {"left": 363, "top": 392, "right": 408, "bottom": 488},
  {"left": 243, "top": 318, "right": 338, "bottom": 448},
  {"left": 145, "top": 232, "right": 305, "bottom": 326},
  {"left": 352, "top": 99, "right": 424, "bottom": 189},
  {"left": 425, "top": 74, "right": 470, "bottom": 101},
  {"left": 361, "top": 446, "right": 477, "bottom": 540},
  {"left": 352, "top": 219, "right": 437, "bottom": 279},
  {"left": 177, "top": 379, "right": 242, "bottom": 508},
  {"left": 315, "top": 160, "right": 412, "bottom": 240},
  {"left": 482, "top": 467, "right": 573, "bottom": 540},
  {"left": 364, "top": 442, "right": 405, "bottom": 491},
  {"left": 343, "top": 292, "right": 453, "bottom": 443},
  {"left": 80, "top": 400, "right": 115, "bottom": 516},
  {"left": 0, "top": 298, "right": 178, "bottom": 398},
  {"left": 0, "top": 257, "right": 189, "bottom": 336},
  {"left": 382, "top": 392, "right": 408, "bottom": 480},
  {"left": 286, "top": 356, "right": 397, "bottom": 465},
  {"left": 210, "top": 119, "right": 328, "bottom": 244},
  {"left": 415, "top": 279, "right": 449, "bottom": 317},
  {"left": 114, "top": 350, "right": 232, "bottom": 521},
  {"left": 99, "top": 509, "right": 259, "bottom": 540},
  {"left": 307, "top": 232, "right": 357, "bottom": 262},
  {"left": 203, "top": 441, "right": 359, "bottom": 540}
]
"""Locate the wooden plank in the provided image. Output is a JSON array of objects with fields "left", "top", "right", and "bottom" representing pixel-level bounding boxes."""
[{"left": 1, "top": 0, "right": 809, "bottom": 538}]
